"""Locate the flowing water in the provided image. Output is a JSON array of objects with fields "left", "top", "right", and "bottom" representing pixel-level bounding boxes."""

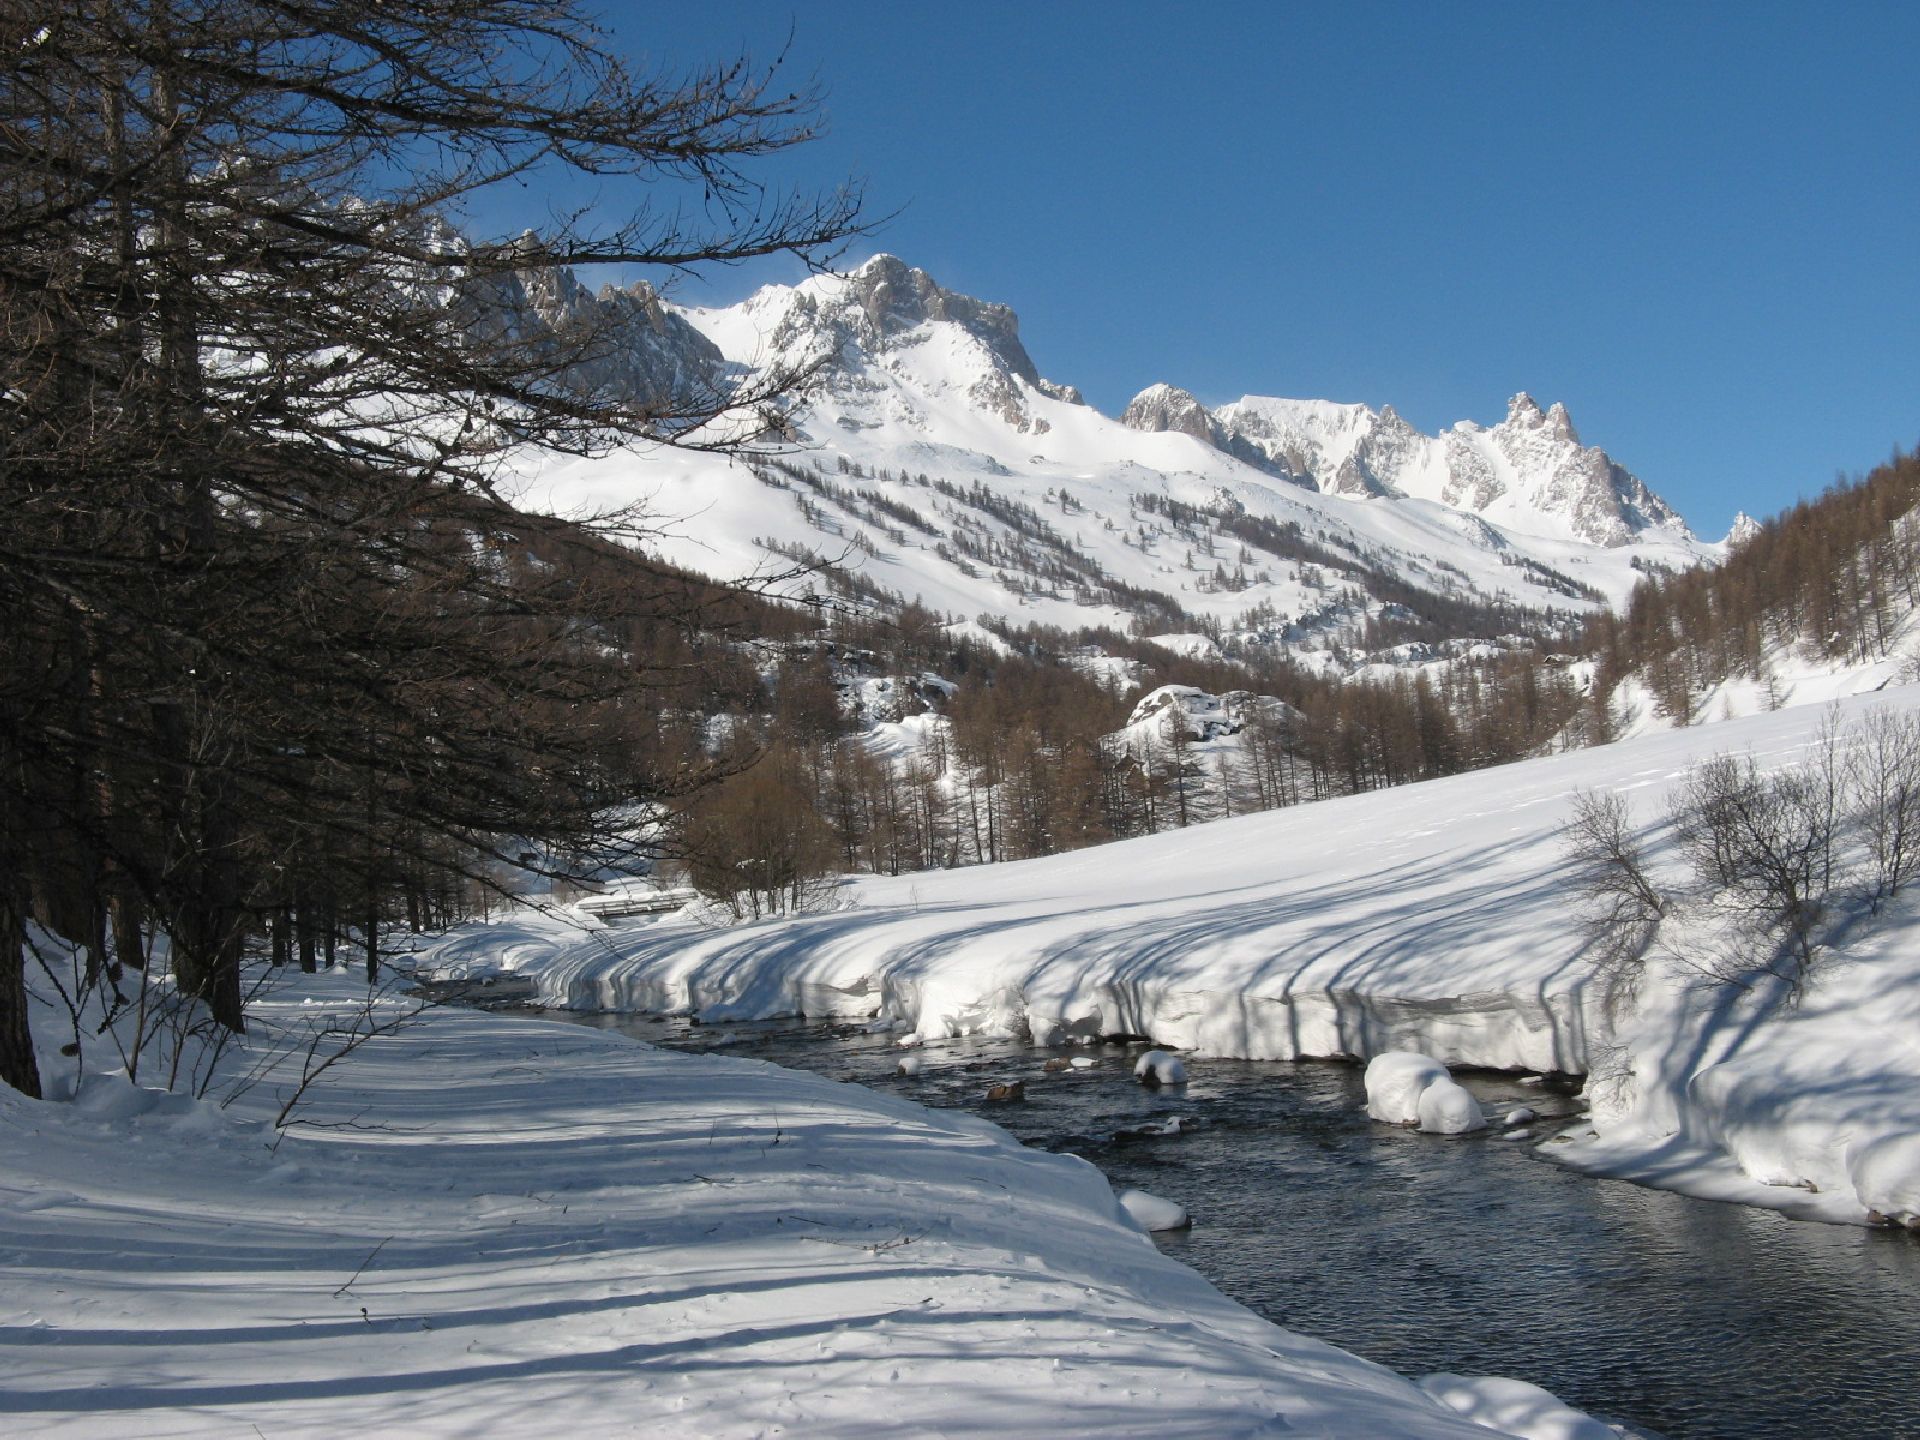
[{"left": 495, "top": 993, "right": 1919, "bottom": 1439}]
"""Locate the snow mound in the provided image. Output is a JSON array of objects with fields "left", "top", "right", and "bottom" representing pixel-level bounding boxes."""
[
  {"left": 1367, "top": 1052, "right": 1484, "bottom": 1134},
  {"left": 1418, "top": 1373, "right": 1625, "bottom": 1440},
  {"left": 1118, "top": 1188, "right": 1192, "bottom": 1232},
  {"left": 1365, "top": 1051, "right": 1451, "bottom": 1125},
  {"left": 1134, "top": 1049, "right": 1188, "bottom": 1086},
  {"left": 1417, "top": 1078, "right": 1487, "bottom": 1136}
]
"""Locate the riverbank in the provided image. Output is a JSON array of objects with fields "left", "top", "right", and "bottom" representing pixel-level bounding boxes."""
[
  {"left": 420, "top": 691, "right": 1920, "bottom": 1229},
  {"left": 5, "top": 967, "right": 1602, "bottom": 1438}
]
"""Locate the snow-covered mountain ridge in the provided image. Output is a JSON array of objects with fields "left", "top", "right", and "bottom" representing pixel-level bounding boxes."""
[
  {"left": 515, "top": 255, "right": 1714, "bottom": 662},
  {"left": 1126, "top": 385, "right": 1684, "bottom": 548}
]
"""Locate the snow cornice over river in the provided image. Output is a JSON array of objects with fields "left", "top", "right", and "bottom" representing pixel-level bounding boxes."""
[{"left": 427, "top": 688, "right": 1920, "bottom": 1229}]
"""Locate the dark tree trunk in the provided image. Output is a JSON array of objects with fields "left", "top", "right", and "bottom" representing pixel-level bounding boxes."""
[{"left": 0, "top": 891, "right": 43, "bottom": 1100}]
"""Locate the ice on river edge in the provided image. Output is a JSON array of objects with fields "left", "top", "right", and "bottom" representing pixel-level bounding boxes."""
[{"left": 423, "top": 689, "right": 1920, "bottom": 1228}]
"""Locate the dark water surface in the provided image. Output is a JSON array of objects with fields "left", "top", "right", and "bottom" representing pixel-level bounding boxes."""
[{"left": 540, "top": 1003, "right": 1920, "bottom": 1440}]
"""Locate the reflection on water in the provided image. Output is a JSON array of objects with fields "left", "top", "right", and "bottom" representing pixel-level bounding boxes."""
[{"left": 562, "top": 1009, "right": 1920, "bottom": 1440}]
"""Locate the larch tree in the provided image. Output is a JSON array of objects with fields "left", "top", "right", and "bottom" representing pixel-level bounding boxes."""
[{"left": 0, "top": 0, "right": 865, "bottom": 1096}]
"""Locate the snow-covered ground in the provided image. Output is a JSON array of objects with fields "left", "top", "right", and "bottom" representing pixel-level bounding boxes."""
[
  {"left": 5, "top": 971, "right": 1604, "bottom": 1438},
  {"left": 422, "top": 688, "right": 1920, "bottom": 1229}
]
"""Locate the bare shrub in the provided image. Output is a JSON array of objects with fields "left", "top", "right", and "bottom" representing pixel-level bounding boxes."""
[
  {"left": 1844, "top": 707, "right": 1920, "bottom": 910},
  {"left": 1564, "top": 788, "right": 1669, "bottom": 987},
  {"left": 1672, "top": 753, "right": 1834, "bottom": 999}
]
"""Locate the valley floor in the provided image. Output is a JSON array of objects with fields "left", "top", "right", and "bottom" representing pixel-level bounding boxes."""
[
  {"left": 4, "top": 972, "right": 1601, "bottom": 1439},
  {"left": 426, "top": 688, "right": 1920, "bottom": 1229}
]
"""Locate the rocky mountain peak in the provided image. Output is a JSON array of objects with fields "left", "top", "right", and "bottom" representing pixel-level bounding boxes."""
[
  {"left": 1725, "top": 511, "right": 1763, "bottom": 549},
  {"left": 823, "top": 254, "right": 1041, "bottom": 385},
  {"left": 1121, "top": 384, "right": 1214, "bottom": 443}
]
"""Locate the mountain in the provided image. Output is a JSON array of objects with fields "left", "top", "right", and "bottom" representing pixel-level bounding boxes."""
[
  {"left": 1122, "top": 386, "right": 1682, "bottom": 549},
  {"left": 512, "top": 255, "right": 1712, "bottom": 666}
]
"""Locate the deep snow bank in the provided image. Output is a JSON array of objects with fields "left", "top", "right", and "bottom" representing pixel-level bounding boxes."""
[
  {"left": 421, "top": 688, "right": 1920, "bottom": 1226},
  {"left": 6, "top": 970, "right": 1563, "bottom": 1438}
]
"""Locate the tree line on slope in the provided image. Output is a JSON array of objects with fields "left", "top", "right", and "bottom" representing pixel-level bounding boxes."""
[
  {"left": 682, "top": 449, "right": 1920, "bottom": 919},
  {"left": 1585, "top": 450, "right": 1920, "bottom": 728}
]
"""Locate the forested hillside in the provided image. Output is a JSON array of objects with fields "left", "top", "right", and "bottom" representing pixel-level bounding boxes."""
[{"left": 1587, "top": 449, "right": 1920, "bottom": 727}]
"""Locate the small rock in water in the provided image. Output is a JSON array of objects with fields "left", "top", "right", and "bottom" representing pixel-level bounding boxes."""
[
  {"left": 896, "top": 1055, "right": 925, "bottom": 1078},
  {"left": 1042, "top": 1057, "right": 1072, "bottom": 1073},
  {"left": 983, "top": 1081, "right": 1025, "bottom": 1104},
  {"left": 1503, "top": 1106, "right": 1537, "bottom": 1128},
  {"left": 1070, "top": 1056, "right": 1095, "bottom": 1069},
  {"left": 1134, "top": 1049, "right": 1188, "bottom": 1087},
  {"left": 1118, "top": 1188, "right": 1191, "bottom": 1232}
]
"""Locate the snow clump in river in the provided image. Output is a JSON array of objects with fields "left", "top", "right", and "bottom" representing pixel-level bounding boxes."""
[
  {"left": 1118, "top": 1188, "right": 1192, "bottom": 1232},
  {"left": 1366, "top": 1051, "right": 1486, "bottom": 1134},
  {"left": 1134, "top": 1049, "right": 1188, "bottom": 1086}
]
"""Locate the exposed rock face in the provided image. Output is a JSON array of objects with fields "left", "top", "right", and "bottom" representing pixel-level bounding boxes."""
[
  {"left": 764, "top": 255, "right": 1080, "bottom": 434},
  {"left": 465, "top": 260, "right": 731, "bottom": 425},
  {"left": 1121, "top": 383, "right": 1214, "bottom": 443},
  {"left": 1120, "top": 385, "right": 1313, "bottom": 486}
]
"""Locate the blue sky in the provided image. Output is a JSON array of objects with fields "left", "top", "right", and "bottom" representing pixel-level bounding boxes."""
[{"left": 518, "top": 3, "right": 1917, "bottom": 539}]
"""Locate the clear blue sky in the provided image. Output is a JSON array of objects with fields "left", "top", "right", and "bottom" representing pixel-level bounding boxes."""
[{"left": 540, "top": 2, "right": 1918, "bottom": 539}]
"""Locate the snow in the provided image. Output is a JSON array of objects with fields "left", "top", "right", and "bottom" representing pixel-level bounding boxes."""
[
  {"left": 420, "top": 687, "right": 1920, "bottom": 1228},
  {"left": 1418, "top": 1374, "right": 1628, "bottom": 1440},
  {"left": 5, "top": 968, "right": 1586, "bottom": 1438},
  {"left": 1417, "top": 1078, "right": 1488, "bottom": 1136},
  {"left": 513, "top": 257, "right": 1711, "bottom": 662},
  {"left": 1117, "top": 1188, "right": 1192, "bottom": 1232},
  {"left": 1133, "top": 1049, "right": 1189, "bottom": 1086},
  {"left": 1365, "top": 1051, "right": 1451, "bottom": 1125}
]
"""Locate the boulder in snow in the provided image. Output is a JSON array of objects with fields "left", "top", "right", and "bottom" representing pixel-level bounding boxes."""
[{"left": 1417, "top": 1373, "right": 1621, "bottom": 1440}]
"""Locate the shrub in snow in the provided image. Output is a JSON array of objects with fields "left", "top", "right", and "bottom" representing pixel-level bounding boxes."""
[
  {"left": 1416, "top": 1078, "right": 1486, "bottom": 1135},
  {"left": 1117, "top": 1188, "right": 1191, "bottom": 1232},
  {"left": 1133, "top": 1049, "right": 1187, "bottom": 1086},
  {"left": 1363, "top": 1051, "right": 1450, "bottom": 1125}
]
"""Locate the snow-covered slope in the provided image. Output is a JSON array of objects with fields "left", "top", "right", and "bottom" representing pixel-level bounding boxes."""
[
  {"left": 510, "top": 256, "right": 1713, "bottom": 656},
  {"left": 5, "top": 970, "right": 1603, "bottom": 1438},
  {"left": 423, "top": 687, "right": 1920, "bottom": 1229}
]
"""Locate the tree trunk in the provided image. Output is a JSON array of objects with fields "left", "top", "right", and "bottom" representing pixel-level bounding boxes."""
[{"left": 0, "top": 889, "right": 43, "bottom": 1099}]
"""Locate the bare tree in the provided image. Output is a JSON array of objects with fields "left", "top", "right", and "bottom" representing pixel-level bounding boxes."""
[
  {"left": 0, "top": 0, "right": 866, "bottom": 1094},
  {"left": 1564, "top": 788, "right": 1670, "bottom": 986},
  {"left": 1844, "top": 707, "right": 1920, "bottom": 911}
]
